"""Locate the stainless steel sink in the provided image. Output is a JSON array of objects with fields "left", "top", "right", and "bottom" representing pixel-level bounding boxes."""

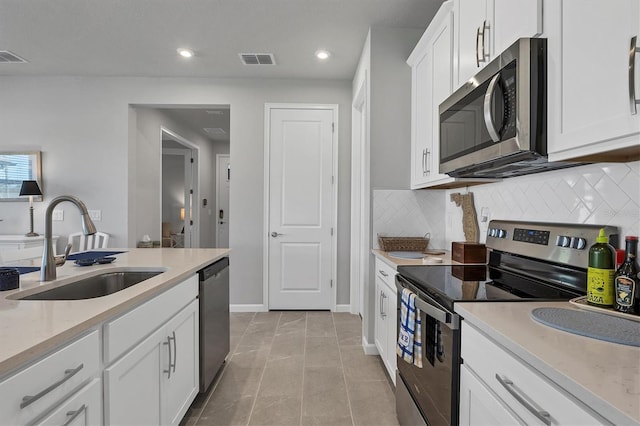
[{"left": 18, "top": 270, "right": 164, "bottom": 300}]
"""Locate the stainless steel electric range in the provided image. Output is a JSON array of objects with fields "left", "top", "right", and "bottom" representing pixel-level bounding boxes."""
[{"left": 394, "top": 220, "right": 618, "bottom": 426}]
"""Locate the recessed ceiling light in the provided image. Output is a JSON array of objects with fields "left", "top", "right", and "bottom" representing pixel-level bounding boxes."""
[
  {"left": 177, "top": 48, "right": 194, "bottom": 59},
  {"left": 315, "top": 49, "right": 331, "bottom": 60}
]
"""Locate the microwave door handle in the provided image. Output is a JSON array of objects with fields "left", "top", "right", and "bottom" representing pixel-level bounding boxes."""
[{"left": 483, "top": 73, "right": 501, "bottom": 142}]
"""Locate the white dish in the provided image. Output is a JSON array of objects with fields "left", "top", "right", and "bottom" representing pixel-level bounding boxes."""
[{"left": 387, "top": 251, "right": 425, "bottom": 260}]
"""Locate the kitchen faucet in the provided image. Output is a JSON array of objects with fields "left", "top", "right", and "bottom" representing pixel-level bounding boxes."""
[{"left": 41, "top": 195, "right": 97, "bottom": 281}]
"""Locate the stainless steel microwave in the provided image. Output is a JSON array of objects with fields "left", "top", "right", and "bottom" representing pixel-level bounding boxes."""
[{"left": 439, "top": 38, "right": 581, "bottom": 178}]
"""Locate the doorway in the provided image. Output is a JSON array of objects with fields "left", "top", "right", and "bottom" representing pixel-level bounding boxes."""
[
  {"left": 161, "top": 128, "right": 198, "bottom": 248},
  {"left": 216, "top": 154, "right": 230, "bottom": 248},
  {"left": 263, "top": 104, "right": 338, "bottom": 310}
]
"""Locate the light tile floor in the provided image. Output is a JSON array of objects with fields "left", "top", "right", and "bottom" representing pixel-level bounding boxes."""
[{"left": 181, "top": 311, "right": 399, "bottom": 426}]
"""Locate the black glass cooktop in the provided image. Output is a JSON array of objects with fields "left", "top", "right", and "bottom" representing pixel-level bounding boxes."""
[{"left": 396, "top": 262, "right": 581, "bottom": 312}]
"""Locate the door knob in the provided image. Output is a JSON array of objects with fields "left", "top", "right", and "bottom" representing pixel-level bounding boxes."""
[{"left": 271, "top": 232, "right": 283, "bottom": 237}]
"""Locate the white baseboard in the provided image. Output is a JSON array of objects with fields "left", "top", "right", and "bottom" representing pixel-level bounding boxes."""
[
  {"left": 362, "top": 336, "right": 379, "bottom": 355},
  {"left": 335, "top": 304, "right": 351, "bottom": 312},
  {"left": 229, "top": 304, "right": 267, "bottom": 312}
]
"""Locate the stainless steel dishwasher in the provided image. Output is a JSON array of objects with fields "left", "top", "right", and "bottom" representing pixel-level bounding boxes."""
[{"left": 198, "top": 257, "right": 229, "bottom": 393}]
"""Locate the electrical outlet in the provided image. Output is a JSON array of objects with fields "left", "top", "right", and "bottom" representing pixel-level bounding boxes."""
[
  {"left": 52, "top": 209, "right": 64, "bottom": 221},
  {"left": 88, "top": 210, "right": 101, "bottom": 221}
]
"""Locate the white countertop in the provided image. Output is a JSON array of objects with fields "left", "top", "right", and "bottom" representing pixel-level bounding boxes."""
[
  {"left": 372, "top": 249, "right": 484, "bottom": 268},
  {"left": 0, "top": 248, "right": 230, "bottom": 378},
  {"left": 455, "top": 301, "right": 640, "bottom": 425}
]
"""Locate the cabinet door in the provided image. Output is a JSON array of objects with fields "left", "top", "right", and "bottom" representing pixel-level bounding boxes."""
[
  {"left": 374, "top": 277, "right": 387, "bottom": 361},
  {"left": 384, "top": 286, "right": 398, "bottom": 385},
  {"left": 459, "top": 365, "right": 523, "bottom": 426},
  {"left": 104, "top": 327, "right": 165, "bottom": 426},
  {"left": 456, "top": 0, "right": 490, "bottom": 86},
  {"left": 36, "top": 379, "right": 102, "bottom": 426},
  {"left": 493, "top": 0, "right": 543, "bottom": 55},
  {"left": 163, "top": 300, "right": 199, "bottom": 426},
  {"left": 411, "top": 6, "right": 456, "bottom": 188},
  {"left": 411, "top": 51, "right": 432, "bottom": 188},
  {"left": 547, "top": 0, "right": 640, "bottom": 161}
]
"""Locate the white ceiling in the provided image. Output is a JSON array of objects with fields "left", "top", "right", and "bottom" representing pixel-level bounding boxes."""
[{"left": 0, "top": 0, "right": 443, "bottom": 80}]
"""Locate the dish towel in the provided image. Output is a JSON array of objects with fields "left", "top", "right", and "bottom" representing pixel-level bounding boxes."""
[{"left": 397, "top": 288, "right": 423, "bottom": 368}]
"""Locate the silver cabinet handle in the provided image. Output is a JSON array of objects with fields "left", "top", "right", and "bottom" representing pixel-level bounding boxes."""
[
  {"left": 62, "top": 404, "right": 87, "bottom": 426},
  {"left": 630, "top": 36, "right": 640, "bottom": 115},
  {"left": 484, "top": 73, "right": 502, "bottom": 142},
  {"left": 379, "top": 270, "right": 388, "bottom": 277},
  {"left": 271, "top": 232, "right": 284, "bottom": 238},
  {"left": 421, "top": 149, "right": 427, "bottom": 175},
  {"left": 163, "top": 333, "right": 175, "bottom": 379},
  {"left": 476, "top": 26, "right": 481, "bottom": 67},
  {"left": 20, "top": 364, "right": 84, "bottom": 409},
  {"left": 424, "top": 149, "right": 431, "bottom": 175},
  {"left": 480, "top": 20, "right": 488, "bottom": 63},
  {"left": 171, "top": 331, "right": 177, "bottom": 373},
  {"left": 495, "top": 374, "right": 551, "bottom": 425},
  {"left": 381, "top": 292, "right": 387, "bottom": 317},
  {"left": 379, "top": 290, "right": 383, "bottom": 316}
]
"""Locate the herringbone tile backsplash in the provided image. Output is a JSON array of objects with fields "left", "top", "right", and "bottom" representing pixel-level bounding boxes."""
[{"left": 373, "top": 161, "right": 639, "bottom": 250}]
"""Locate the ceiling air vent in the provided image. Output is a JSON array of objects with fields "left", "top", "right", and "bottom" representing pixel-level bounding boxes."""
[
  {"left": 204, "top": 128, "right": 227, "bottom": 136},
  {"left": 239, "top": 53, "right": 275, "bottom": 65},
  {"left": 0, "top": 50, "right": 27, "bottom": 63}
]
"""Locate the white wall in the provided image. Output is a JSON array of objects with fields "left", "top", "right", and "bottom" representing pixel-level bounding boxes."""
[
  {"left": 0, "top": 76, "right": 352, "bottom": 306},
  {"left": 352, "top": 27, "right": 424, "bottom": 345}
]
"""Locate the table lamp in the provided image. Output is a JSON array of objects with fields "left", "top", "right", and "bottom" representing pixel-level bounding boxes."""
[{"left": 19, "top": 180, "right": 42, "bottom": 237}]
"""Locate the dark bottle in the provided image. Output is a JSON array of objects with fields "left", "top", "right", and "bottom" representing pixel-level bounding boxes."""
[
  {"left": 587, "top": 228, "right": 616, "bottom": 306},
  {"left": 614, "top": 236, "right": 639, "bottom": 314}
]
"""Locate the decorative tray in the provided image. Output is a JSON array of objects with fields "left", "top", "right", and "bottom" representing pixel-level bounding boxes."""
[{"left": 569, "top": 296, "right": 640, "bottom": 323}]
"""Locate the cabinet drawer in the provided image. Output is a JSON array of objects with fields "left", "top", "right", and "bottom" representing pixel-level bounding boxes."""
[
  {"left": 34, "top": 378, "right": 102, "bottom": 426},
  {"left": 0, "top": 330, "right": 100, "bottom": 425},
  {"left": 461, "top": 323, "right": 606, "bottom": 425},
  {"left": 375, "top": 258, "right": 397, "bottom": 289},
  {"left": 103, "top": 274, "right": 198, "bottom": 364}
]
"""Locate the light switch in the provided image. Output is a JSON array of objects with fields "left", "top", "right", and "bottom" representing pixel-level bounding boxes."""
[
  {"left": 88, "top": 210, "right": 101, "bottom": 221},
  {"left": 52, "top": 209, "right": 64, "bottom": 221}
]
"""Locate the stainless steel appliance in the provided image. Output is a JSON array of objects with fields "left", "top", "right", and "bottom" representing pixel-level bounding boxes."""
[
  {"left": 395, "top": 220, "right": 618, "bottom": 426},
  {"left": 198, "top": 257, "right": 230, "bottom": 392},
  {"left": 439, "top": 38, "right": 581, "bottom": 179}
]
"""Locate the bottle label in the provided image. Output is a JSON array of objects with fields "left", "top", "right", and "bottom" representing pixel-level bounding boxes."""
[
  {"left": 615, "top": 276, "right": 636, "bottom": 307},
  {"left": 587, "top": 267, "right": 615, "bottom": 306}
]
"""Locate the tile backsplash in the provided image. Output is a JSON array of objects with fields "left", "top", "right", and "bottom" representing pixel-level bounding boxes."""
[{"left": 373, "top": 161, "right": 639, "bottom": 251}]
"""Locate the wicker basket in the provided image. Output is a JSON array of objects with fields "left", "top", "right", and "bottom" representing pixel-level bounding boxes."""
[{"left": 378, "top": 235, "right": 430, "bottom": 252}]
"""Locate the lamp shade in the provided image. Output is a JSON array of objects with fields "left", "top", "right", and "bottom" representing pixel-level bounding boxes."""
[{"left": 19, "top": 180, "right": 42, "bottom": 196}]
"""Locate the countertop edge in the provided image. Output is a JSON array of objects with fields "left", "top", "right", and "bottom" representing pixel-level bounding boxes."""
[
  {"left": 0, "top": 249, "right": 230, "bottom": 379},
  {"left": 455, "top": 302, "right": 638, "bottom": 426}
]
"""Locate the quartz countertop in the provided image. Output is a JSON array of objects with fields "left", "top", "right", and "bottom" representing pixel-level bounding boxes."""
[
  {"left": 0, "top": 248, "right": 230, "bottom": 379},
  {"left": 372, "top": 249, "right": 484, "bottom": 269},
  {"left": 455, "top": 301, "right": 640, "bottom": 425}
]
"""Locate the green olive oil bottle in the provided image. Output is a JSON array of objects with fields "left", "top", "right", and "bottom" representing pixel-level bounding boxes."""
[{"left": 587, "top": 228, "right": 616, "bottom": 307}]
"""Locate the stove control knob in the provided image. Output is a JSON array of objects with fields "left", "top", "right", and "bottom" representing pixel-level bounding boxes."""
[
  {"left": 575, "top": 237, "right": 587, "bottom": 250},
  {"left": 556, "top": 236, "right": 570, "bottom": 247},
  {"left": 488, "top": 228, "right": 495, "bottom": 237},
  {"left": 497, "top": 229, "right": 507, "bottom": 238}
]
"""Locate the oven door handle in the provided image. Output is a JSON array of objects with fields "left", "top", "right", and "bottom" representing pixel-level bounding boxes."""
[{"left": 395, "top": 280, "right": 457, "bottom": 329}]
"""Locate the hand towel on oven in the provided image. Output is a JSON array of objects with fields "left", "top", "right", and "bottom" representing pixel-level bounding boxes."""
[{"left": 396, "top": 288, "right": 423, "bottom": 367}]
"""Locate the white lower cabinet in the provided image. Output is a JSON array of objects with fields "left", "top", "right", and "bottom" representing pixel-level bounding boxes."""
[
  {"left": 459, "top": 365, "right": 522, "bottom": 426},
  {"left": 460, "top": 322, "right": 607, "bottom": 425},
  {"left": 374, "top": 258, "right": 397, "bottom": 384},
  {"left": 35, "top": 379, "right": 102, "bottom": 426},
  {"left": 104, "top": 299, "right": 199, "bottom": 426},
  {"left": 0, "top": 330, "right": 100, "bottom": 426}
]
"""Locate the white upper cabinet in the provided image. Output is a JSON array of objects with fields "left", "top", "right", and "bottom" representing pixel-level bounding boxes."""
[
  {"left": 409, "top": 2, "right": 458, "bottom": 188},
  {"left": 546, "top": 0, "right": 640, "bottom": 162},
  {"left": 455, "top": 0, "right": 543, "bottom": 88}
]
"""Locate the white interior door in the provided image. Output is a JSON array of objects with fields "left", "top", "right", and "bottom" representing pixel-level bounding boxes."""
[
  {"left": 267, "top": 106, "right": 335, "bottom": 310},
  {"left": 216, "top": 155, "right": 230, "bottom": 248}
]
